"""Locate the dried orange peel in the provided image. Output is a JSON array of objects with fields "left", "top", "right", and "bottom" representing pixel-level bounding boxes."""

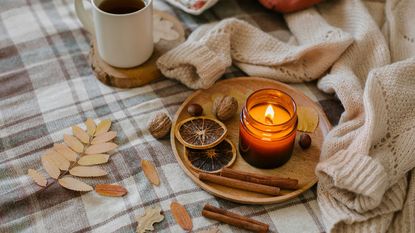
[
  {"left": 184, "top": 138, "right": 236, "bottom": 173},
  {"left": 175, "top": 117, "right": 227, "bottom": 149}
]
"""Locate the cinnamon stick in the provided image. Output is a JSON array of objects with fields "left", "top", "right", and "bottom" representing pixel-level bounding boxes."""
[
  {"left": 198, "top": 172, "right": 280, "bottom": 196},
  {"left": 202, "top": 204, "right": 269, "bottom": 233},
  {"left": 220, "top": 168, "right": 299, "bottom": 189},
  {"left": 204, "top": 204, "right": 268, "bottom": 228}
]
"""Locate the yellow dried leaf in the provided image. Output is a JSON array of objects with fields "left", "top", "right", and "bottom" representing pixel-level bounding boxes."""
[
  {"left": 28, "top": 169, "right": 47, "bottom": 187},
  {"left": 297, "top": 106, "right": 319, "bottom": 133},
  {"left": 171, "top": 202, "right": 192, "bottom": 231},
  {"left": 141, "top": 160, "right": 160, "bottom": 186},
  {"left": 85, "top": 118, "right": 96, "bottom": 136},
  {"left": 64, "top": 134, "right": 84, "bottom": 153},
  {"left": 54, "top": 143, "right": 78, "bottom": 162},
  {"left": 69, "top": 166, "right": 107, "bottom": 177},
  {"left": 85, "top": 142, "right": 118, "bottom": 154},
  {"left": 41, "top": 154, "right": 60, "bottom": 179},
  {"left": 72, "top": 125, "right": 90, "bottom": 144},
  {"left": 136, "top": 206, "right": 164, "bottom": 233},
  {"left": 78, "top": 154, "right": 110, "bottom": 166},
  {"left": 58, "top": 176, "right": 93, "bottom": 191},
  {"left": 91, "top": 131, "right": 117, "bottom": 144},
  {"left": 95, "top": 119, "right": 111, "bottom": 136},
  {"left": 45, "top": 149, "right": 70, "bottom": 171}
]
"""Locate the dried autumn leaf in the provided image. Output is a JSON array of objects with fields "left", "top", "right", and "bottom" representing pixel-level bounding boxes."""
[
  {"left": 85, "top": 142, "right": 118, "bottom": 154},
  {"left": 136, "top": 206, "right": 164, "bottom": 233},
  {"left": 28, "top": 169, "right": 47, "bottom": 187},
  {"left": 72, "top": 125, "right": 90, "bottom": 144},
  {"left": 170, "top": 202, "right": 193, "bottom": 231},
  {"left": 95, "top": 119, "right": 111, "bottom": 136},
  {"left": 45, "top": 149, "right": 70, "bottom": 171},
  {"left": 141, "top": 160, "right": 160, "bottom": 186},
  {"left": 69, "top": 166, "right": 107, "bottom": 177},
  {"left": 85, "top": 118, "right": 96, "bottom": 136},
  {"left": 41, "top": 154, "right": 60, "bottom": 179},
  {"left": 64, "top": 134, "right": 84, "bottom": 153},
  {"left": 54, "top": 143, "right": 77, "bottom": 162},
  {"left": 91, "top": 131, "right": 117, "bottom": 145},
  {"left": 297, "top": 106, "right": 319, "bottom": 133},
  {"left": 78, "top": 154, "right": 110, "bottom": 166},
  {"left": 58, "top": 176, "right": 93, "bottom": 191},
  {"left": 95, "top": 184, "right": 127, "bottom": 197}
]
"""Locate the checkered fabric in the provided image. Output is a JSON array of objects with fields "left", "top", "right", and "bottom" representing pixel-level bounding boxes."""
[{"left": 0, "top": 0, "right": 344, "bottom": 232}]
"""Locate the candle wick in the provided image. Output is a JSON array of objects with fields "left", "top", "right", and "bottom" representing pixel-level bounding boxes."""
[{"left": 265, "top": 115, "right": 273, "bottom": 125}]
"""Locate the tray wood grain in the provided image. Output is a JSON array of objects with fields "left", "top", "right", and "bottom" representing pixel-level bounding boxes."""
[{"left": 170, "top": 77, "right": 331, "bottom": 204}]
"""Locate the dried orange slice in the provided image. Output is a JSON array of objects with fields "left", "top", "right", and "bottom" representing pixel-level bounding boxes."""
[
  {"left": 175, "top": 117, "right": 227, "bottom": 149},
  {"left": 184, "top": 139, "right": 236, "bottom": 173}
]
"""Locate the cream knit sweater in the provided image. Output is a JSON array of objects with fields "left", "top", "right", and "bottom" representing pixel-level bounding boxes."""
[{"left": 157, "top": 0, "right": 415, "bottom": 232}]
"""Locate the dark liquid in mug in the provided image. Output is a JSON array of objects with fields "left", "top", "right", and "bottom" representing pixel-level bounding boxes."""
[{"left": 99, "top": 0, "right": 145, "bottom": 14}]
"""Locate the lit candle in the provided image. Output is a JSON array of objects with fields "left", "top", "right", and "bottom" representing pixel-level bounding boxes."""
[{"left": 239, "top": 89, "right": 297, "bottom": 169}]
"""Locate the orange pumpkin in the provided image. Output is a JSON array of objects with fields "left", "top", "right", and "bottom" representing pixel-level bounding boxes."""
[{"left": 258, "top": 0, "right": 323, "bottom": 13}]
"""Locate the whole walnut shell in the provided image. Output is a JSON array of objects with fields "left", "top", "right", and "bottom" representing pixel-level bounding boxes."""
[
  {"left": 148, "top": 112, "right": 172, "bottom": 139},
  {"left": 212, "top": 95, "right": 238, "bottom": 121}
]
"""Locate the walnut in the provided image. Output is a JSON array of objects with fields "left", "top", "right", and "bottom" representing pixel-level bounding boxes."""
[
  {"left": 212, "top": 95, "right": 238, "bottom": 121},
  {"left": 148, "top": 112, "right": 171, "bottom": 139}
]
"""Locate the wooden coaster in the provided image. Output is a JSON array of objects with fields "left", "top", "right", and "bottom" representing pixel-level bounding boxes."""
[{"left": 89, "top": 10, "right": 185, "bottom": 88}]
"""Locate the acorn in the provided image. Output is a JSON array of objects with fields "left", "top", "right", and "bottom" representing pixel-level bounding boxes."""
[
  {"left": 187, "top": 103, "right": 203, "bottom": 116},
  {"left": 299, "top": 133, "right": 311, "bottom": 149}
]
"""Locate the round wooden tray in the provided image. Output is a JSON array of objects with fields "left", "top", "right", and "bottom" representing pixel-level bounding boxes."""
[{"left": 170, "top": 77, "right": 331, "bottom": 204}]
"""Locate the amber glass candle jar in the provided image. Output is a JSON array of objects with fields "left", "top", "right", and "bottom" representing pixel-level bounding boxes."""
[{"left": 239, "top": 89, "right": 297, "bottom": 169}]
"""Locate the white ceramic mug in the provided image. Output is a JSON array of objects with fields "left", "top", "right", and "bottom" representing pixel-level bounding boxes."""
[{"left": 75, "top": 0, "right": 153, "bottom": 68}]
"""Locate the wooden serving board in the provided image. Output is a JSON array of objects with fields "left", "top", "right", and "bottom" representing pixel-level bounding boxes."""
[{"left": 170, "top": 77, "right": 331, "bottom": 204}]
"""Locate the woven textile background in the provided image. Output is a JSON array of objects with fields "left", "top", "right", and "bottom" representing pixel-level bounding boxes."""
[{"left": 0, "top": 0, "right": 343, "bottom": 232}]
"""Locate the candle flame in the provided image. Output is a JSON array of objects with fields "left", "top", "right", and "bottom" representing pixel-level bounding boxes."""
[{"left": 265, "top": 105, "right": 274, "bottom": 124}]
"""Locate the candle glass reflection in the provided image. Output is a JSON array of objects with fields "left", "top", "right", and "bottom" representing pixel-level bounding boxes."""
[{"left": 239, "top": 89, "right": 297, "bottom": 169}]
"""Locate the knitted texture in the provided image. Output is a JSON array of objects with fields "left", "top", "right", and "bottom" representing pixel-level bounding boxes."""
[{"left": 157, "top": 0, "right": 415, "bottom": 232}]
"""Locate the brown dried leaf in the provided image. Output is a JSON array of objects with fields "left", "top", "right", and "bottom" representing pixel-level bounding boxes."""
[
  {"left": 95, "top": 119, "right": 111, "bottom": 136},
  {"left": 72, "top": 125, "right": 90, "bottom": 144},
  {"left": 45, "top": 149, "right": 70, "bottom": 171},
  {"left": 170, "top": 202, "right": 193, "bottom": 231},
  {"left": 85, "top": 118, "right": 96, "bottom": 136},
  {"left": 58, "top": 176, "right": 93, "bottom": 191},
  {"left": 28, "top": 169, "right": 47, "bottom": 187},
  {"left": 91, "top": 131, "right": 117, "bottom": 145},
  {"left": 78, "top": 154, "right": 110, "bottom": 166},
  {"left": 41, "top": 154, "right": 60, "bottom": 179},
  {"left": 69, "top": 166, "right": 107, "bottom": 177},
  {"left": 64, "top": 134, "right": 84, "bottom": 153},
  {"left": 136, "top": 206, "right": 164, "bottom": 233},
  {"left": 54, "top": 143, "right": 78, "bottom": 162},
  {"left": 297, "top": 106, "right": 319, "bottom": 133},
  {"left": 95, "top": 184, "right": 127, "bottom": 197},
  {"left": 85, "top": 142, "right": 118, "bottom": 154},
  {"left": 141, "top": 160, "right": 160, "bottom": 186}
]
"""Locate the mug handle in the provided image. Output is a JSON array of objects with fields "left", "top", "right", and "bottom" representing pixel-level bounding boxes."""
[{"left": 74, "top": 0, "right": 95, "bottom": 35}]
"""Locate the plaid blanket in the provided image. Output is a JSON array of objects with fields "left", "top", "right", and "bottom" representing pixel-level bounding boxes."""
[{"left": 0, "top": 0, "right": 343, "bottom": 232}]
